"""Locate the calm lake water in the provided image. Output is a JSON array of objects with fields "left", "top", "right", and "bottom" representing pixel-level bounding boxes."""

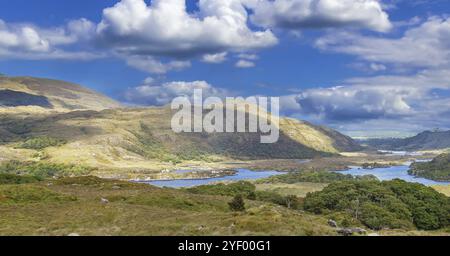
[
  {"left": 146, "top": 169, "right": 284, "bottom": 188},
  {"left": 339, "top": 164, "right": 450, "bottom": 186},
  {"left": 145, "top": 155, "right": 450, "bottom": 188}
]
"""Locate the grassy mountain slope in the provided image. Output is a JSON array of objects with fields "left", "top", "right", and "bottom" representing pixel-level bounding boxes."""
[
  {"left": 1, "top": 175, "right": 448, "bottom": 236},
  {"left": 362, "top": 130, "right": 450, "bottom": 151},
  {"left": 0, "top": 76, "right": 121, "bottom": 111},
  {"left": 0, "top": 107, "right": 361, "bottom": 177},
  {"left": 0, "top": 76, "right": 361, "bottom": 178},
  {"left": 0, "top": 176, "right": 337, "bottom": 236}
]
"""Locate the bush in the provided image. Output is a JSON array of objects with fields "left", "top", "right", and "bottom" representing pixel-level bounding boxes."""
[
  {"left": 303, "top": 179, "right": 450, "bottom": 230},
  {"left": 18, "top": 136, "right": 67, "bottom": 150},
  {"left": 385, "top": 179, "right": 450, "bottom": 230},
  {"left": 359, "top": 203, "right": 411, "bottom": 230},
  {"left": 229, "top": 195, "right": 245, "bottom": 212},
  {"left": 185, "top": 181, "right": 256, "bottom": 198},
  {"left": 262, "top": 170, "right": 377, "bottom": 184},
  {"left": 0, "top": 173, "right": 42, "bottom": 184},
  {"left": 0, "top": 160, "right": 95, "bottom": 179}
]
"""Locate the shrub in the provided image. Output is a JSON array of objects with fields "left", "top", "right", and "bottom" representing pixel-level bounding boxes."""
[
  {"left": 303, "top": 179, "right": 449, "bottom": 230},
  {"left": 0, "top": 173, "right": 42, "bottom": 184},
  {"left": 359, "top": 203, "right": 411, "bottom": 230},
  {"left": 185, "top": 181, "right": 256, "bottom": 198},
  {"left": 18, "top": 136, "right": 67, "bottom": 150},
  {"left": 229, "top": 195, "right": 246, "bottom": 212},
  {"left": 0, "top": 160, "right": 95, "bottom": 179},
  {"left": 262, "top": 170, "right": 377, "bottom": 184}
]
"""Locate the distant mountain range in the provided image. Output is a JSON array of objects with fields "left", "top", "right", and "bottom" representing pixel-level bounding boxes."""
[
  {"left": 361, "top": 130, "right": 450, "bottom": 151},
  {"left": 0, "top": 76, "right": 361, "bottom": 173}
]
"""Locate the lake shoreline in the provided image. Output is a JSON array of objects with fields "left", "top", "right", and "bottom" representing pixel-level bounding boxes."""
[{"left": 142, "top": 169, "right": 287, "bottom": 188}]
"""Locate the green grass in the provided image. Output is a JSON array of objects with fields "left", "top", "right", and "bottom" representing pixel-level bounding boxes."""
[
  {"left": 0, "top": 184, "right": 77, "bottom": 205},
  {"left": 0, "top": 176, "right": 336, "bottom": 236},
  {"left": 0, "top": 176, "right": 448, "bottom": 236},
  {"left": 184, "top": 181, "right": 303, "bottom": 210},
  {"left": 256, "top": 182, "right": 327, "bottom": 197},
  {"left": 433, "top": 185, "right": 450, "bottom": 197}
]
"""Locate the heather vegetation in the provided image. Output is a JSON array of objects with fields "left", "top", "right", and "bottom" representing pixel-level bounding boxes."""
[
  {"left": 185, "top": 181, "right": 302, "bottom": 210},
  {"left": 0, "top": 176, "right": 335, "bottom": 236},
  {"left": 0, "top": 160, "right": 94, "bottom": 179},
  {"left": 0, "top": 173, "right": 42, "bottom": 184},
  {"left": 18, "top": 136, "right": 67, "bottom": 150}
]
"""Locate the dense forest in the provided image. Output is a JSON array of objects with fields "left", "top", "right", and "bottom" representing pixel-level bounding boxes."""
[
  {"left": 303, "top": 180, "right": 450, "bottom": 230},
  {"left": 410, "top": 153, "right": 450, "bottom": 181}
]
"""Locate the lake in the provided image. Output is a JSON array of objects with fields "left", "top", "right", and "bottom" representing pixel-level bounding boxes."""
[
  {"left": 145, "top": 169, "right": 284, "bottom": 188},
  {"left": 339, "top": 164, "right": 450, "bottom": 186},
  {"left": 145, "top": 159, "right": 450, "bottom": 188}
]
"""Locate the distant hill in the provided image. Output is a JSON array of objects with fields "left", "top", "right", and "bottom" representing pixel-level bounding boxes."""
[
  {"left": 0, "top": 107, "right": 361, "bottom": 168},
  {"left": 0, "top": 76, "right": 121, "bottom": 111},
  {"left": 361, "top": 130, "right": 450, "bottom": 151}
]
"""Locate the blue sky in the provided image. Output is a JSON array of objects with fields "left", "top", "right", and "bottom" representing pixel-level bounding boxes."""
[{"left": 1, "top": 0, "right": 450, "bottom": 138}]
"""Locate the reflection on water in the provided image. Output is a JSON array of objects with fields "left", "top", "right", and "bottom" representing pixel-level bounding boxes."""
[
  {"left": 145, "top": 169, "right": 284, "bottom": 188},
  {"left": 339, "top": 164, "right": 450, "bottom": 186}
]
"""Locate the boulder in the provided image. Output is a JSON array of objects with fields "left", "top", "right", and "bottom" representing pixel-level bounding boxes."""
[
  {"left": 337, "top": 228, "right": 354, "bottom": 236},
  {"left": 328, "top": 219, "right": 338, "bottom": 228},
  {"left": 337, "top": 227, "right": 367, "bottom": 236}
]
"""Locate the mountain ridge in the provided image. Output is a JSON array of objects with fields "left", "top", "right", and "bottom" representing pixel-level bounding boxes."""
[
  {"left": 361, "top": 130, "right": 450, "bottom": 151},
  {"left": 0, "top": 76, "right": 362, "bottom": 177}
]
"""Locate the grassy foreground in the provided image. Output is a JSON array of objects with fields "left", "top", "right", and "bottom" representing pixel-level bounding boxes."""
[
  {"left": 0, "top": 176, "right": 336, "bottom": 236},
  {"left": 1, "top": 175, "right": 449, "bottom": 236}
]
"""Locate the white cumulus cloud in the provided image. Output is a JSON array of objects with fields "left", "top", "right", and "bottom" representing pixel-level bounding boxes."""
[
  {"left": 249, "top": 0, "right": 392, "bottom": 32},
  {"left": 316, "top": 17, "right": 450, "bottom": 69},
  {"left": 96, "top": 0, "right": 278, "bottom": 58},
  {"left": 202, "top": 52, "right": 228, "bottom": 63},
  {"left": 124, "top": 79, "right": 229, "bottom": 106},
  {"left": 235, "top": 59, "right": 256, "bottom": 68},
  {"left": 125, "top": 55, "right": 191, "bottom": 74},
  {"left": 0, "top": 18, "right": 100, "bottom": 60}
]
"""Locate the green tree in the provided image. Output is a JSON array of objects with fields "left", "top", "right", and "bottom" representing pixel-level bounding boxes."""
[
  {"left": 228, "top": 195, "right": 245, "bottom": 212},
  {"left": 285, "top": 195, "right": 299, "bottom": 209}
]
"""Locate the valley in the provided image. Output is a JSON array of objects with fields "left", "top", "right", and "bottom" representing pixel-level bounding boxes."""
[{"left": 1, "top": 76, "right": 449, "bottom": 236}]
